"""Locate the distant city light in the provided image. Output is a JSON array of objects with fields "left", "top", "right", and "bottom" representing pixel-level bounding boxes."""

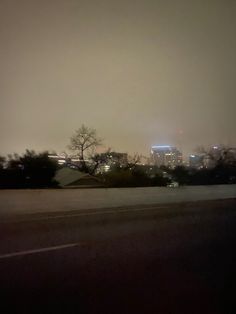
[
  {"left": 104, "top": 165, "right": 110, "bottom": 172},
  {"left": 151, "top": 145, "right": 182, "bottom": 168},
  {"left": 152, "top": 145, "right": 171, "bottom": 149}
]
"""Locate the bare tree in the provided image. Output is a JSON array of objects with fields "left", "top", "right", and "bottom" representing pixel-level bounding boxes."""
[
  {"left": 0, "top": 156, "right": 6, "bottom": 169},
  {"left": 68, "top": 125, "right": 103, "bottom": 172},
  {"left": 194, "top": 145, "right": 236, "bottom": 167},
  {"left": 126, "top": 153, "right": 142, "bottom": 169}
]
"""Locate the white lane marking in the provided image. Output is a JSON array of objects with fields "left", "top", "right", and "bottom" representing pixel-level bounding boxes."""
[
  {"left": 0, "top": 243, "right": 80, "bottom": 260},
  {"left": 1, "top": 206, "right": 169, "bottom": 223}
]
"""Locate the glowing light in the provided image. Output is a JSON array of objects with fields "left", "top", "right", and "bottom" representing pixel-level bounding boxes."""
[{"left": 152, "top": 145, "right": 171, "bottom": 149}]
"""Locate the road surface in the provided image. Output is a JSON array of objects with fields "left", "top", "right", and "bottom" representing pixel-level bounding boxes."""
[{"left": 0, "top": 199, "right": 236, "bottom": 313}]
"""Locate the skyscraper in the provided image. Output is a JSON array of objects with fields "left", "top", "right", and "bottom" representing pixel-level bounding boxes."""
[{"left": 151, "top": 145, "right": 182, "bottom": 168}]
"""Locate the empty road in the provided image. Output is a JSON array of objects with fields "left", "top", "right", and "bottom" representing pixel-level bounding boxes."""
[{"left": 0, "top": 199, "right": 236, "bottom": 313}]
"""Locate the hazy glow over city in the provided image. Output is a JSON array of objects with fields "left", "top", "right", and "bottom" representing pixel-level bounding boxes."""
[{"left": 1, "top": 0, "right": 236, "bottom": 157}]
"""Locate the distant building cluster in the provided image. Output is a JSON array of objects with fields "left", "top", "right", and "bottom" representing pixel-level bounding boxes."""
[
  {"left": 96, "top": 152, "right": 128, "bottom": 173},
  {"left": 188, "top": 146, "right": 236, "bottom": 169},
  {"left": 189, "top": 154, "right": 204, "bottom": 169},
  {"left": 48, "top": 152, "right": 128, "bottom": 173},
  {"left": 151, "top": 145, "right": 183, "bottom": 168},
  {"left": 49, "top": 145, "right": 236, "bottom": 172},
  {"left": 48, "top": 153, "right": 81, "bottom": 167}
]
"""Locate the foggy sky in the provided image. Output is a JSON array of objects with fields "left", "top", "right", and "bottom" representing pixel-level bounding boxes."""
[{"left": 1, "top": 0, "right": 236, "bottom": 158}]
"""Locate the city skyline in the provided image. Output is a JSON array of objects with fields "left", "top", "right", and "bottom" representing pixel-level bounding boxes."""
[{"left": 1, "top": 0, "right": 236, "bottom": 157}]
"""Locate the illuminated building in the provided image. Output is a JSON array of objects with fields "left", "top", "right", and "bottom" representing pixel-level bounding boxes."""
[
  {"left": 151, "top": 145, "right": 182, "bottom": 168},
  {"left": 48, "top": 153, "right": 67, "bottom": 165},
  {"left": 189, "top": 154, "right": 204, "bottom": 169},
  {"left": 48, "top": 153, "right": 81, "bottom": 167},
  {"left": 96, "top": 152, "right": 128, "bottom": 173}
]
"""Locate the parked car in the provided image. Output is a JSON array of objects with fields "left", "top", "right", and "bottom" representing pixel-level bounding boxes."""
[{"left": 167, "top": 181, "right": 179, "bottom": 188}]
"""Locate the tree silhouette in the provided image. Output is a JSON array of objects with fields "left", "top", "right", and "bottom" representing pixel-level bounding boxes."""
[
  {"left": 0, "top": 150, "right": 58, "bottom": 188},
  {"left": 68, "top": 125, "right": 103, "bottom": 173}
]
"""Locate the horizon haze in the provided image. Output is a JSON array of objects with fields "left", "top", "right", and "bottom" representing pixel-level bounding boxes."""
[{"left": 1, "top": 0, "right": 236, "bottom": 157}]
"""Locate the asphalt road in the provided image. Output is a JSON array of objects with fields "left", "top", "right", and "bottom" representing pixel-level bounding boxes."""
[{"left": 0, "top": 199, "right": 236, "bottom": 314}]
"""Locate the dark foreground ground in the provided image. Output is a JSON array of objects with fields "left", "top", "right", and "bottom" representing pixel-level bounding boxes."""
[{"left": 0, "top": 199, "right": 236, "bottom": 314}]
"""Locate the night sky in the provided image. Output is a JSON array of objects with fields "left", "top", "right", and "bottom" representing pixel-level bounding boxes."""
[{"left": 1, "top": 0, "right": 236, "bottom": 158}]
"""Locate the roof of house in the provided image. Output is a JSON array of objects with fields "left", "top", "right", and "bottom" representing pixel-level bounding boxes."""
[{"left": 54, "top": 167, "right": 102, "bottom": 188}]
